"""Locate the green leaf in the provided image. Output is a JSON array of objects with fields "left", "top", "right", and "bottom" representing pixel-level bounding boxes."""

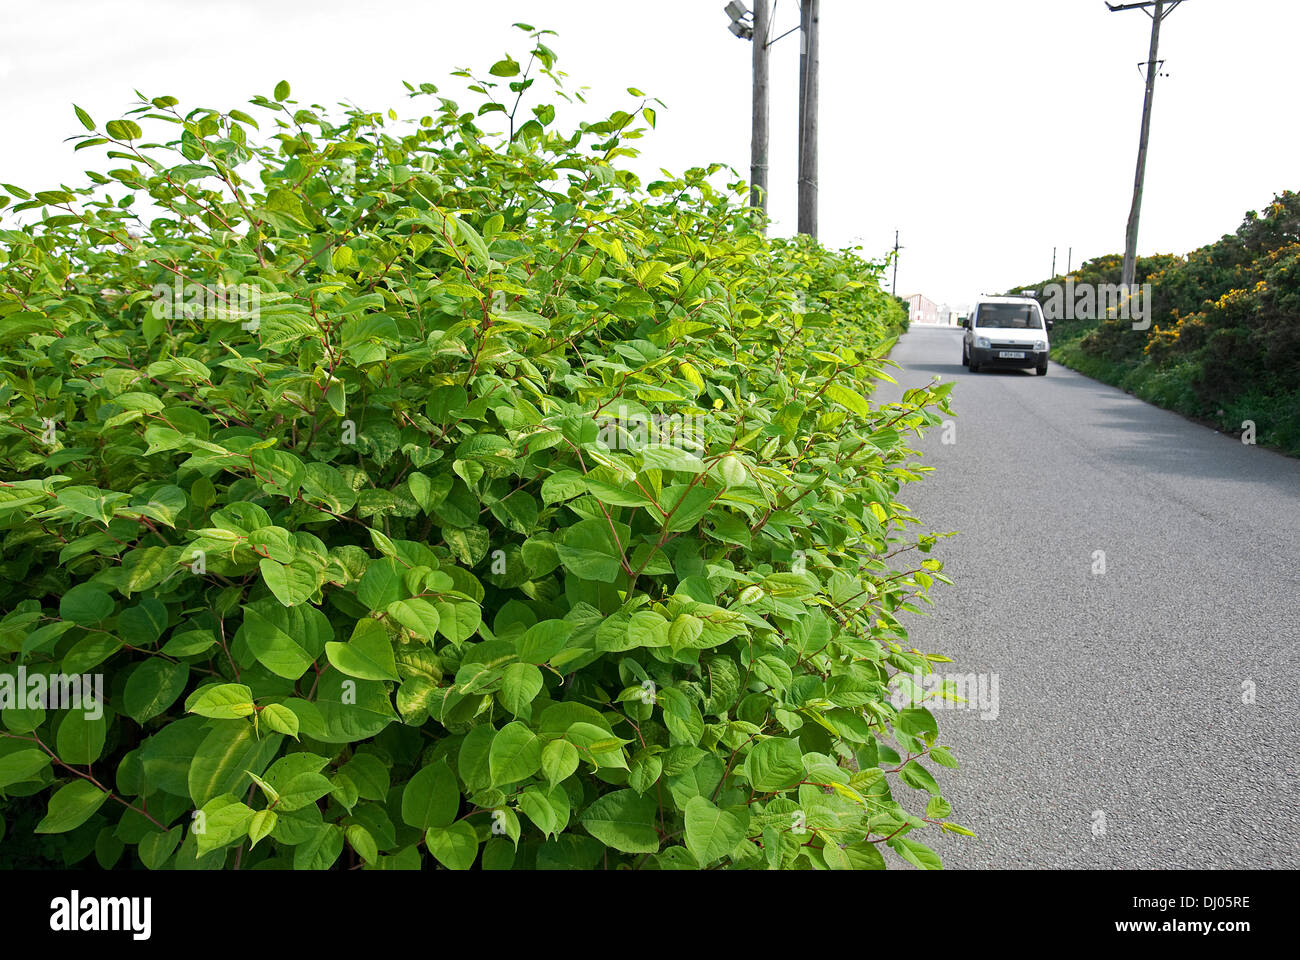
[
  {"left": 185, "top": 683, "right": 256, "bottom": 719},
  {"left": 668, "top": 613, "right": 704, "bottom": 650},
  {"left": 55, "top": 709, "right": 107, "bottom": 764},
  {"left": 823, "top": 839, "right": 886, "bottom": 870},
  {"left": 194, "top": 795, "right": 255, "bottom": 854},
  {"left": 188, "top": 721, "right": 282, "bottom": 807},
  {"left": 628, "top": 752, "right": 663, "bottom": 794},
  {"left": 118, "top": 547, "right": 176, "bottom": 595},
  {"left": 258, "top": 556, "right": 318, "bottom": 606},
  {"left": 137, "top": 826, "right": 182, "bottom": 869},
  {"left": 541, "top": 738, "right": 579, "bottom": 789},
  {"left": 0, "top": 748, "right": 52, "bottom": 789},
  {"left": 248, "top": 809, "right": 277, "bottom": 847},
  {"left": 105, "top": 119, "right": 142, "bottom": 141},
  {"left": 295, "top": 824, "right": 345, "bottom": 870},
  {"left": 744, "top": 737, "right": 804, "bottom": 793},
  {"left": 434, "top": 600, "right": 481, "bottom": 645},
  {"left": 284, "top": 674, "right": 395, "bottom": 744},
  {"left": 824, "top": 382, "right": 872, "bottom": 418},
  {"left": 35, "top": 780, "right": 110, "bottom": 833},
  {"left": 138, "top": 716, "right": 207, "bottom": 797},
  {"left": 565, "top": 722, "right": 629, "bottom": 770},
  {"left": 239, "top": 600, "right": 331, "bottom": 681},
  {"left": 385, "top": 598, "right": 440, "bottom": 642},
  {"left": 59, "top": 583, "right": 114, "bottom": 625},
  {"left": 888, "top": 834, "right": 943, "bottom": 870},
  {"left": 274, "top": 80, "right": 291, "bottom": 101},
  {"left": 640, "top": 443, "right": 706, "bottom": 474},
  {"left": 425, "top": 821, "right": 479, "bottom": 869},
  {"left": 346, "top": 823, "right": 379, "bottom": 863},
  {"left": 499, "top": 662, "right": 543, "bottom": 718},
  {"left": 401, "top": 759, "right": 460, "bottom": 829},
  {"left": 357, "top": 557, "right": 406, "bottom": 610},
  {"left": 260, "top": 702, "right": 300, "bottom": 739},
  {"left": 341, "top": 754, "right": 390, "bottom": 802},
  {"left": 898, "top": 760, "right": 940, "bottom": 795},
  {"left": 580, "top": 789, "right": 659, "bottom": 854},
  {"left": 263, "top": 753, "right": 334, "bottom": 810},
  {"left": 684, "top": 796, "right": 746, "bottom": 866},
  {"left": 325, "top": 619, "right": 399, "bottom": 681},
  {"left": 489, "top": 721, "right": 542, "bottom": 787},
  {"left": 516, "top": 619, "right": 572, "bottom": 664},
  {"left": 925, "top": 795, "right": 952, "bottom": 819}
]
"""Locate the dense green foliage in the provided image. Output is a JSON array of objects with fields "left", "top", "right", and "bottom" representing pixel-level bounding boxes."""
[
  {"left": 1012, "top": 192, "right": 1300, "bottom": 455},
  {"left": 0, "top": 28, "right": 962, "bottom": 870}
]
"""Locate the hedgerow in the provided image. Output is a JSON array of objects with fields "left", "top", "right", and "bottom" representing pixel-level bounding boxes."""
[{"left": 0, "top": 26, "right": 962, "bottom": 870}]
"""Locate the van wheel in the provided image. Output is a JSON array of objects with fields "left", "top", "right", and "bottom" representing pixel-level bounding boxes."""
[
  {"left": 962, "top": 345, "right": 969, "bottom": 367},
  {"left": 1036, "top": 363, "right": 1048, "bottom": 376}
]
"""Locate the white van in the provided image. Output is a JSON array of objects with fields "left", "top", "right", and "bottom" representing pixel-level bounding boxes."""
[{"left": 961, "top": 296, "right": 1053, "bottom": 376}]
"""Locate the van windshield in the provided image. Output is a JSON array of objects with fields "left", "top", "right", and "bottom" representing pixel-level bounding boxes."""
[{"left": 975, "top": 303, "right": 1042, "bottom": 329}]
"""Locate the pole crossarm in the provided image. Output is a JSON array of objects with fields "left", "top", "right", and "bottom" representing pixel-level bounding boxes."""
[{"left": 1107, "top": 0, "right": 1186, "bottom": 19}]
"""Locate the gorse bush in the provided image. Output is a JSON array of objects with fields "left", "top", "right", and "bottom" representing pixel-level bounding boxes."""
[
  {"left": 0, "top": 26, "right": 963, "bottom": 870},
  {"left": 1012, "top": 194, "right": 1300, "bottom": 455}
]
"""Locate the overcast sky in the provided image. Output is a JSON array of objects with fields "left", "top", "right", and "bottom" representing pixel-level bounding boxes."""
[{"left": 2, "top": 0, "right": 1295, "bottom": 307}]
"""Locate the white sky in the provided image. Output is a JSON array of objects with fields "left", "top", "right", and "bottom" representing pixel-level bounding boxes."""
[{"left": 1, "top": 0, "right": 1295, "bottom": 307}]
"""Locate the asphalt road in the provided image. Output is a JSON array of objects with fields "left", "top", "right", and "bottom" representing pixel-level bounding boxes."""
[{"left": 880, "top": 324, "right": 1300, "bottom": 869}]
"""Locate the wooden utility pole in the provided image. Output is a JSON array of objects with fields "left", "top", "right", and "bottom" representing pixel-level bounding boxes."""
[
  {"left": 891, "top": 230, "right": 903, "bottom": 296},
  {"left": 1108, "top": 0, "right": 1187, "bottom": 288},
  {"left": 751, "top": 1, "right": 770, "bottom": 227},
  {"left": 797, "top": 0, "right": 819, "bottom": 238},
  {"left": 1052, "top": 247, "right": 1058, "bottom": 279}
]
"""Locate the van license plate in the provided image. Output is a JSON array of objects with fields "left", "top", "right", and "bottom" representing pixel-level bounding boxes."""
[{"left": 999, "top": 351, "right": 1026, "bottom": 359}]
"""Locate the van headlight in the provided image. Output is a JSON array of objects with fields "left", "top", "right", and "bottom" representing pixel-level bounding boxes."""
[
  {"left": 975, "top": 337, "right": 991, "bottom": 349},
  {"left": 1034, "top": 340, "right": 1047, "bottom": 351}
]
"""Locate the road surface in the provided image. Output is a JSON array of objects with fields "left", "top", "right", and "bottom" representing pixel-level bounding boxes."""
[{"left": 881, "top": 324, "right": 1300, "bottom": 869}]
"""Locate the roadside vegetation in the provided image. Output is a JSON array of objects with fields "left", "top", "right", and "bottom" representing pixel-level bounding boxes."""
[
  {"left": 0, "top": 27, "right": 963, "bottom": 870},
  {"left": 1011, "top": 192, "right": 1300, "bottom": 456}
]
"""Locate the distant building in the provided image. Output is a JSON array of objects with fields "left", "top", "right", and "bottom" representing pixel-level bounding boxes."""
[
  {"left": 938, "top": 304, "right": 963, "bottom": 327},
  {"left": 905, "top": 294, "right": 942, "bottom": 325}
]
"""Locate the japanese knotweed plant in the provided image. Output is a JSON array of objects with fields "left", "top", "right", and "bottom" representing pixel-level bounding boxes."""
[{"left": 0, "top": 27, "right": 964, "bottom": 870}]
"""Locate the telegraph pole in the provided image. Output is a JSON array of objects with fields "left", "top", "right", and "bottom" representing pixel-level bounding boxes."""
[
  {"left": 797, "top": 0, "right": 820, "bottom": 238},
  {"left": 891, "top": 230, "right": 903, "bottom": 296},
  {"left": 725, "top": 2, "right": 771, "bottom": 230},
  {"left": 751, "top": 1, "right": 769, "bottom": 226},
  {"left": 1108, "top": 0, "right": 1187, "bottom": 288},
  {"left": 1052, "top": 247, "right": 1057, "bottom": 279}
]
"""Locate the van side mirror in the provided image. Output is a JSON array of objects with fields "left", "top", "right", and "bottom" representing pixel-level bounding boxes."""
[{"left": 1046, "top": 319, "right": 1054, "bottom": 331}]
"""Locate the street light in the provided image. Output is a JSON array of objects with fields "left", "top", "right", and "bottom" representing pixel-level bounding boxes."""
[{"left": 725, "top": 2, "right": 754, "bottom": 40}]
